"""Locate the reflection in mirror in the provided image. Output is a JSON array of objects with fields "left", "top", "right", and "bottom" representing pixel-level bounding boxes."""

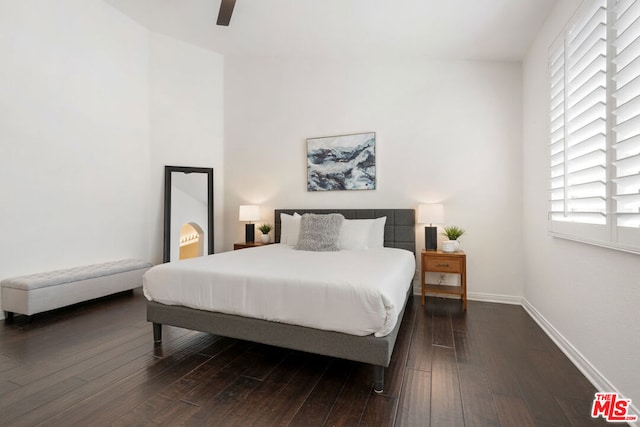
[
  {"left": 163, "top": 166, "right": 213, "bottom": 263},
  {"left": 179, "top": 222, "right": 204, "bottom": 260}
]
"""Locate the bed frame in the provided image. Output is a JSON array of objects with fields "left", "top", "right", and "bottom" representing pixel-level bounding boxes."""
[{"left": 147, "top": 208, "right": 415, "bottom": 392}]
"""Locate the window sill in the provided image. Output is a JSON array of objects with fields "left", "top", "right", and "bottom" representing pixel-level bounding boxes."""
[{"left": 548, "top": 231, "right": 640, "bottom": 256}]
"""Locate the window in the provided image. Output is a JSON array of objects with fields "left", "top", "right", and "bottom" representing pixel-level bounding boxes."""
[{"left": 549, "top": 0, "right": 640, "bottom": 253}]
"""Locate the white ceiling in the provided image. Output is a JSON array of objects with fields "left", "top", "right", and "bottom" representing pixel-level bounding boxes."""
[{"left": 104, "top": 0, "right": 558, "bottom": 61}]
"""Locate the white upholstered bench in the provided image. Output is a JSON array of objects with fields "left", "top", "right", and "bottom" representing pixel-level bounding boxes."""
[{"left": 1, "top": 259, "right": 152, "bottom": 320}]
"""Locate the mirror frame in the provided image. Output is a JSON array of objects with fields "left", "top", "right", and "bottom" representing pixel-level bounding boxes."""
[{"left": 163, "top": 165, "right": 214, "bottom": 263}]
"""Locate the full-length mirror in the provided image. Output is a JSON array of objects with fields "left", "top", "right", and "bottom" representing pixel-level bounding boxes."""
[{"left": 163, "top": 166, "right": 214, "bottom": 263}]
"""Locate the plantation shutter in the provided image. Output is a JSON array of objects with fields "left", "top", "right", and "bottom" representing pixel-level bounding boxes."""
[
  {"left": 550, "top": 39, "right": 566, "bottom": 221},
  {"left": 565, "top": 0, "right": 608, "bottom": 224},
  {"left": 549, "top": 0, "right": 610, "bottom": 243},
  {"left": 613, "top": 0, "right": 640, "bottom": 248},
  {"left": 549, "top": 0, "right": 640, "bottom": 252}
]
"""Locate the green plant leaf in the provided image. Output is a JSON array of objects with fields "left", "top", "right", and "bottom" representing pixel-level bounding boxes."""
[
  {"left": 258, "top": 224, "right": 273, "bottom": 234},
  {"left": 443, "top": 225, "right": 465, "bottom": 240}
]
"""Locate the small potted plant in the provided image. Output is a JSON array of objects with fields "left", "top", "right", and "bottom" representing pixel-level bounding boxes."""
[
  {"left": 442, "top": 225, "right": 465, "bottom": 252},
  {"left": 258, "top": 224, "right": 273, "bottom": 243}
]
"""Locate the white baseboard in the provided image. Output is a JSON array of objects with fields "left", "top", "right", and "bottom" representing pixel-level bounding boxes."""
[
  {"left": 522, "top": 298, "right": 639, "bottom": 426},
  {"left": 414, "top": 287, "right": 524, "bottom": 306},
  {"left": 467, "top": 292, "right": 522, "bottom": 305}
]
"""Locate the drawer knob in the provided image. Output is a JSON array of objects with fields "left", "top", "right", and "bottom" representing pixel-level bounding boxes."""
[{"left": 436, "top": 263, "right": 449, "bottom": 267}]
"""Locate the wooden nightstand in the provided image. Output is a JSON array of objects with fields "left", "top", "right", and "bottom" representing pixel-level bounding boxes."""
[
  {"left": 233, "top": 242, "right": 273, "bottom": 250},
  {"left": 421, "top": 250, "right": 467, "bottom": 310}
]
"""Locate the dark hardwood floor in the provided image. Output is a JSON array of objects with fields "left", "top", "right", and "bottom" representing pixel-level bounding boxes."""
[{"left": 0, "top": 289, "right": 613, "bottom": 426}]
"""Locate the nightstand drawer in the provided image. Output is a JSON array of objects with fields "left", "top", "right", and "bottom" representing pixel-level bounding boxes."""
[{"left": 424, "top": 257, "right": 462, "bottom": 273}]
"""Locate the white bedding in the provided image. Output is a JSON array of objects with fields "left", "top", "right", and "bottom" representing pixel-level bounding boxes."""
[{"left": 143, "top": 244, "right": 415, "bottom": 337}]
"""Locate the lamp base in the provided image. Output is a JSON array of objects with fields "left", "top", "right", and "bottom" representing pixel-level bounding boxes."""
[
  {"left": 425, "top": 226, "right": 437, "bottom": 251},
  {"left": 245, "top": 223, "right": 255, "bottom": 243}
]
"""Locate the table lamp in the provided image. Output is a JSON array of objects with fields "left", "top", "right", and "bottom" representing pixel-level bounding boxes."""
[
  {"left": 418, "top": 204, "right": 444, "bottom": 251},
  {"left": 239, "top": 205, "right": 260, "bottom": 243}
]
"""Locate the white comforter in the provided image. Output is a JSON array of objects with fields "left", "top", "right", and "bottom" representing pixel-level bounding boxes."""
[{"left": 143, "top": 244, "right": 415, "bottom": 337}]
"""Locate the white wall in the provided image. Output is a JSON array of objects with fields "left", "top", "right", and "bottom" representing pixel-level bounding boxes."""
[
  {"left": 0, "top": 0, "right": 150, "bottom": 315},
  {"left": 148, "top": 33, "right": 225, "bottom": 263},
  {"left": 523, "top": 0, "right": 640, "bottom": 410},
  {"left": 224, "top": 57, "right": 524, "bottom": 299},
  {"left": 0, "top": 3, "right": 225, "bottom": 318}
]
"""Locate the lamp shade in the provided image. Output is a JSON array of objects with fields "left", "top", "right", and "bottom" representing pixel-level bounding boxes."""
[
  {"left": 239, "top": 205, "right": 260, "bottom": 222},
  {"left": 417, "top": 204, "right": 444, "bottom": 225}
]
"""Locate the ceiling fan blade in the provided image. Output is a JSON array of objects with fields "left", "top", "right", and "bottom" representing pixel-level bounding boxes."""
[{"left": 216, "top": 0, "right": 236, "bottom": 26}]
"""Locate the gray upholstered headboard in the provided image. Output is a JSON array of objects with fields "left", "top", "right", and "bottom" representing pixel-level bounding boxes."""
[{"left": 274, "top": 209, "right": 415, "bottom": 254}]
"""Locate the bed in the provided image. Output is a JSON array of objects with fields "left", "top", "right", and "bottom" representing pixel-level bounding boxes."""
[{"left": 145, "top": 208, "right": 415, "bottom": 392}]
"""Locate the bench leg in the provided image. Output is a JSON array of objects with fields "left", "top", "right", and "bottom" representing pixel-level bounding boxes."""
[
  {"left": 153, "top": 323, "right": 162, "bottom": 343},
  {"left": 373, "top": 365, "right": 384, "bottom": 394}
]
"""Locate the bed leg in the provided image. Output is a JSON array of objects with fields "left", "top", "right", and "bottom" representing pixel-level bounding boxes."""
[
  {"left": 153, "top": 323, "right": 162, "bottom": 343},
  {"left": 373, "top": 365, "right": 384, "bottom": 394},
  {"left": 4, "top": 311, "right": 14, "bottom": 323}
]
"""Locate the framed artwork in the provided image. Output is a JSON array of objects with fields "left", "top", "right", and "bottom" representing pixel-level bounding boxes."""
[{"left": 306, "top": 132, "right": 376, "bottom": 191}]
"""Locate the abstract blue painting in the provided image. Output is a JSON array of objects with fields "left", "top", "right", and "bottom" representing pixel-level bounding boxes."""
[{"left": 307, "top": 132, "right": 376, "bottom": 191}]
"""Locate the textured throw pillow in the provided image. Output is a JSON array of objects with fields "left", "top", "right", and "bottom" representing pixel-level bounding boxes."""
[{"left": 295, "top": 213, "right": 345, "bottom": 251}]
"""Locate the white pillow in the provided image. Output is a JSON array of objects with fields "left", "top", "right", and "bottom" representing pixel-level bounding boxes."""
[
  {"left": 368, "top": 216, "right": 387, "bottom": 249},
  {"left": 338, "top": 219, "right": 374, "bottom": 250},
  {"left": 280, "top": 212, "right": 301, "bottom": 245}
]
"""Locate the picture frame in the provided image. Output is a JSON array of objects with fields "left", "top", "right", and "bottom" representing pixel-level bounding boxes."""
[{"left": 306, "top": 132, "right": 376, "bottom": 191}]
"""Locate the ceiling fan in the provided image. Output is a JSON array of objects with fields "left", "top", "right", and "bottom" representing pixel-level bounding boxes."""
[{"left": 216, "top": 0, "right": 236, "bottom": 26}]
